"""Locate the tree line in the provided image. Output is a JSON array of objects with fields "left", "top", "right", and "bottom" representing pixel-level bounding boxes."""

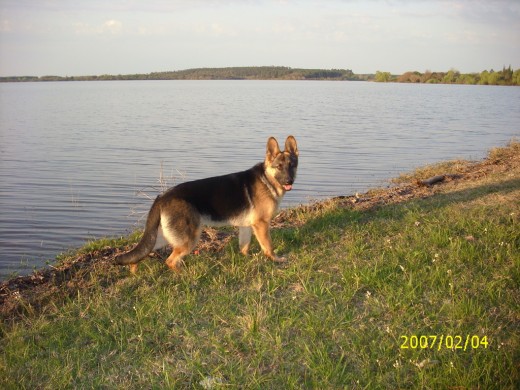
[
  {"left": 0, "top": 67, "right": 357, "bottom": 82},
  {"left": 375, "top": 66, "right": 520, "bottom": 86},
  {"left": 1, "top": 66, "right": 519, "bottom": 85}
]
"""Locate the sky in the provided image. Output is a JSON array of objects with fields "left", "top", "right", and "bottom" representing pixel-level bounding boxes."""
[{"left": 1, "top": 0, "right": 519, "bottom": 77}]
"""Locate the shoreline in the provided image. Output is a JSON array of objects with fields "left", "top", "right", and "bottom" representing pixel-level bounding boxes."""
[
  {"left": 2, "top": 65, "right": 519, "bottom": 85},
  {"left": 1, "top": 140, "right": 518, "bottom": 321}
]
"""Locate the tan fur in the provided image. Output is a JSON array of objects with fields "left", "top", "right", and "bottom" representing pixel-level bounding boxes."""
[{"left": 115, "top": 135, "right": 298, "bottom": 273}]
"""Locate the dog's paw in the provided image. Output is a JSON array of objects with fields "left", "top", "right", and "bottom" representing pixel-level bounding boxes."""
[
  {"left": 272, "top": 254, "right": 287, "bottom": 263},
  {"left": 166, "top": 260, "right": 184, "bottom": 274}
]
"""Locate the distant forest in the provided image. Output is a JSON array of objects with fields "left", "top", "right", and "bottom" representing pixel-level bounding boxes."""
[
  {"left": 1, "top": 66, "right": 519, "bottom": 85},
  {"left": 0, "top": 67, "right": 357, "bottom": 82},
  {"left": 375, "top": 66, "right": 520, "bottom": 86}
]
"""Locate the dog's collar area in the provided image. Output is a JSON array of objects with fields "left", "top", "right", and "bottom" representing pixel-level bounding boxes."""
[{"left": 260, "top": 173, "right": 281, "bottom": 198}]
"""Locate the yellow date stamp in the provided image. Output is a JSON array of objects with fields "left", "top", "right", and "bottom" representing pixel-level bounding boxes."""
[{"left": 400, "top": 335, "right": 489, "bottom": 351}]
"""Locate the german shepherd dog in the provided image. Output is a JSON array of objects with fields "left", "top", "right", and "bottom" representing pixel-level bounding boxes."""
[{"left": 115, "top": 136, "right": 298, "bottom": 273}]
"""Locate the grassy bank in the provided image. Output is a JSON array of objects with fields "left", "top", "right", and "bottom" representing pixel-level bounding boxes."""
[{"left": 1, "top": 143, "right": 519, "bottom": 389}]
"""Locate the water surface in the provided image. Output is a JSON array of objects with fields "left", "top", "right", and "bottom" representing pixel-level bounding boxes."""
[{"left": 1, "top": 80, "right": 519, "bottom": 277}]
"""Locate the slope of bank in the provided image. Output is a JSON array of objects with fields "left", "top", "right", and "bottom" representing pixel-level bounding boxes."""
[{"left": 1, "top": 141, "right": 519, "bottom": 388}]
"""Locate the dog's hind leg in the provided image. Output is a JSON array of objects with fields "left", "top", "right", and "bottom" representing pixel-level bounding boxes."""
[
  {"left": 239, "top": 226, "right": 252, "bottom": 255},
  {"left": 165, "top": 245, "right": 192, "bottom": 273},
  {"left": 160, "top": 202, "right": 202, "bottom": 273}
]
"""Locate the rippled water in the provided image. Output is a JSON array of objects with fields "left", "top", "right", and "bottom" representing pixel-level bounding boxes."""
[{"left": 1, "top": 80, "right": 519, "bottom": 278}]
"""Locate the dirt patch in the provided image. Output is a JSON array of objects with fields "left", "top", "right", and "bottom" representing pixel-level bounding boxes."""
[{"left": 2, "top": 142, "right": 518, "bottom": 322}]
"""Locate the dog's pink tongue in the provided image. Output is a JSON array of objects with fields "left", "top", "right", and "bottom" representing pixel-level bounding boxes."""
[{"left": 284, "top": 184, "right": 293, "bottom": 191}]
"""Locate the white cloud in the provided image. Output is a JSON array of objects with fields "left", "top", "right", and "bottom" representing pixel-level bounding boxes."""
[
  {"left": 73, "top": 19, "right": 123, "bottom": 35},
  {"left": 211, "top": 23, "right": 225, "bottom": 36},
  {"left": 103, "top": 19, "right": 122, "bottom": 34}
]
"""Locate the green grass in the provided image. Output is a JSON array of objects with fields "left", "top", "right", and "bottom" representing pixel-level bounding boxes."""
[{"left": 1, "top": 167, "right": 519, "bottom": 388}]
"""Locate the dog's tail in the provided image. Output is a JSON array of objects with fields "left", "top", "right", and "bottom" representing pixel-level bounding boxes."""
[{"left": 115, "top": 196, "right": 162, "bottom": 266}]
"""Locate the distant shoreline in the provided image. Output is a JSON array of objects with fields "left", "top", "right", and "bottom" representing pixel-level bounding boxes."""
[{"left": 1, "top": 65, "right": 519, "bottom": 85}]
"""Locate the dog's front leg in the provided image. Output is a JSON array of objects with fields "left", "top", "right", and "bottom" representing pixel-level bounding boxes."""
[
  {"left": 252, "top": 221, "right": 286, "bottom": 262},
  {"left": 239, "top": 226, "right": 252, "bottom": 255}
]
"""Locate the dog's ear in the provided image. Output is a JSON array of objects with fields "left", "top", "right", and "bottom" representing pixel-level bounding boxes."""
[
  {"left": 266, "top": 137, "right": 281, "bottom": 162},
  {"left": 285, "top": 135, "right": 299, "bottom": 156}
]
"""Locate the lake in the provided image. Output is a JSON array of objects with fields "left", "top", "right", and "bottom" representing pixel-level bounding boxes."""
[{"left": 1, "top": 80, "right": 519, "bottom": 278}]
